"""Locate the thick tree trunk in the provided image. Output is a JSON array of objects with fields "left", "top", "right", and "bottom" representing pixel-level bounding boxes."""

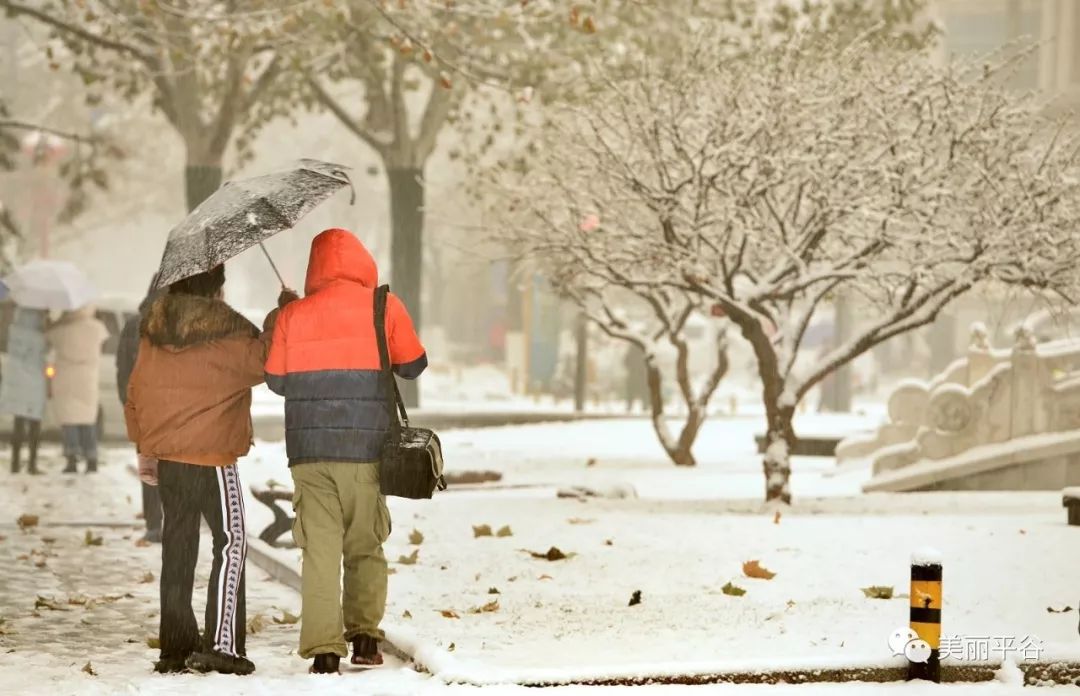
[
  {"left": 763, "top": 403, "right": 796, "bottom": 503},
  {"left": 388, "top": 167, "right": 425, "bottom": 408},
  {"left": 185, "top": 164, "right": 223, "bottom": 212}
]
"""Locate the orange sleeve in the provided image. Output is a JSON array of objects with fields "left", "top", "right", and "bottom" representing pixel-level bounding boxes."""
[
  {"left": 387, "top": 292, "right": 427, "bottom": 379},
  {"left": 264, "top": 306, "right": 288, "bottom": 394},
  {"left": 124, "top": 342, "right": 144, "bottom": 447}
]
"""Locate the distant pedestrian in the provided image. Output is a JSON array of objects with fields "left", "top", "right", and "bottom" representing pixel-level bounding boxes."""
[
  {"left": 117, "top": 283, "right": 165, "bottom": 541},
  {"left": 0, "top": 307, "right": 48, "bottom": 474},
  {"left": 47, "top": 305, "right": 108, "bottom": 474},
  {"left": 125, "top": 264, "right": 294, "bottom": 676},
  {"left": 265, "top": 228, "right": 427, "bottom": 675}
]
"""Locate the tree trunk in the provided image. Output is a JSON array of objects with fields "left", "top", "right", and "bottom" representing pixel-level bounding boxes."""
[
  {"left": 763, "top": 403, "right": 796, "bottom": 503},
  {"left": 388, "top": 167, "right": 425, "bottom": 408},
  {"left": 185, "top": 164, "right": 222, "bottom": 212},
  {"left": 642, "top": 357, "right": 695, "bottom": 466}
]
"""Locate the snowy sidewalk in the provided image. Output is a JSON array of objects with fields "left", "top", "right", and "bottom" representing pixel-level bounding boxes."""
[{"left": 0, "top": 446, "right": 428, "bottom": 695}]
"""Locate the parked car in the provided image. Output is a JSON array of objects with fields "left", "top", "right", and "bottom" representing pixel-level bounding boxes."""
[{"left": 0, "top": 296, "right": 138, "bottom": 440}]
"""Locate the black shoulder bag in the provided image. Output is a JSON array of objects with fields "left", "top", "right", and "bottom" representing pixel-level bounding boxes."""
[{"left": 373, "top": 284, "right": 446, "bottom": 499}]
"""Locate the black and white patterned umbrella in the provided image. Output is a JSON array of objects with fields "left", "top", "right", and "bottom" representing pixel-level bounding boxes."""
[{"left": 154, "top": 159, "right": 354, "bottom": 289}]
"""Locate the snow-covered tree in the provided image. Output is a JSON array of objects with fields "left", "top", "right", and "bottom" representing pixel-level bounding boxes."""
[
  {"left": 0, "top": 0, "right": 309, "bottom": 211},
  {"left": 492, "top": 31, "right": 1080, "bottom": 501}
]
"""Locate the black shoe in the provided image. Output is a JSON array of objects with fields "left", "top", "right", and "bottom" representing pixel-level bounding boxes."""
[
  {"left": 185, "top": 650, "right": 255, "bottom": 675},
  {"left": 86, "top": 460, "right": 98, "bottom": 474},
  {"left": 310, "top": 653, "right": 340, "bottom": 674},
  {"left": 62, "top": 458, "right": 78, "bottom": 474},
  {"left": 350, "top": 635, "right": 384, "bottom": 667},
  {"left": 142, "top": 528, "right": 163, "bottom": 544},
  {"left": 153, "top": 655, "right": 190, "bottom": 674}
]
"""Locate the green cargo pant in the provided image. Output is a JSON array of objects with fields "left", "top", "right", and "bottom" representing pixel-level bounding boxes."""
[{"left": 290, "top": 461, "right": 391, "bottom": 659}]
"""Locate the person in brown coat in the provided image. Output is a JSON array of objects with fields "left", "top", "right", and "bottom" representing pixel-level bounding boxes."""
[{"left": 125, "top": 265, "right": 295, "bottom": 676}]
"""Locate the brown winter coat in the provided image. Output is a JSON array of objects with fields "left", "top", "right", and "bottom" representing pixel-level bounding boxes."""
[{"left": 124, "top": 293, "right": 271, "bottom": 467}]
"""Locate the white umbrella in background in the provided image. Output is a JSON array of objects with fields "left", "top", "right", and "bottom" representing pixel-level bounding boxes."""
[{"left": 4, "top": 259, "right": 99, "bottom": 310}]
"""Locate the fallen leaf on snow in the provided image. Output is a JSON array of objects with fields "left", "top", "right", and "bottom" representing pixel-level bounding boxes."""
[
  {"left": 567, "top": 518, "right": 595, "bottom": 525},
  {"left": 742, "top": 560, "right": 777, "bottom": 580},
  {"left": 409, "top": 529, "right": 424, "bottom": 545},
  {"left": 266, "top": 479, "right": 285, "bottom": 490},
  {"left": 861, "top": 585, "right": 895, "bottom": 600},
  {"left": 438, "top": 610, "right": 460, "bottom": 619},
  {"left": 488, "top": 587, "right": 500, "bottom": 595},
  {"left": 147, "top": 637, "right": 160, "bottom": 649},
  {"left": 273, "top": 611, "right": 300, "bottom": 625},
  {"left": 773, "top": 510, "right": 782, "bottom": 525},
  {"left": 447, "top": 642, "right": 456, "bottom": 652},
  {"left": 34, "top": 560, "right": 46, "bottom": 569},
  {"left": 468, "top": 600, "right": 499, "bottom": 614},
  {"left": 721, "top": 582, "right": 747, "bottom": 597},
  {"left": 140, "top": 572, "right": 154, "bottom": 584},
  {"left": 628, "top": 590, "right": 642, "bottom": 607},
  {"left": 402, "top": 610, "right": 413, "bottom": 619},
  {"left": 84, "top": 531, "right": 103, "bottom": 547},
  {"left": 586, "top": 458, "right": 597, "bottom": 467},
  {"left": 472, "top": 524, "right": 493, "bottom": 538},
  {"left": 1047, "top": 606, "right": 1074, "bottom": 614},
  {"left": 82, "top": 661, "right": 96, "bottom": 676},
  {"left": 496, "top": 525, "right": 513, "bottom": 538},
  {"left": 526, "top": 547, "right": 570, "bottom": 561},
  {"left": 17, "top": 514, "right": 38, "bottom": 531},
  {"left": 538, "top": 574, "right": 553, "bottom": 581},
  {"left": 34, "top": 596, "right": 65, "bottom": 611},
  {"left": 604, "top": 539, "right": 614, "bottom": 546},
  {"left": 396, "top": 549, "right": 419, "bottom": 565},
  {"left": 41, "top": 537, "right": 55, "bottom": 545},
  {"left": 248, "top": 614, "right": 268, "bottom": 635},
  {"left": 134, "top": 539, "right": 151, "bottom": 548}
]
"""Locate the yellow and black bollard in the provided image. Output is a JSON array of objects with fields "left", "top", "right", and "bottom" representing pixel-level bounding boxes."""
[{"left": 908, "top": 550, "right": 943, "bottom": 682}]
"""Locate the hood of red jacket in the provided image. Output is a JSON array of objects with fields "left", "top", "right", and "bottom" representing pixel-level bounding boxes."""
[{"left": 305, "top": 228, "right": 377, "bottom": 295}]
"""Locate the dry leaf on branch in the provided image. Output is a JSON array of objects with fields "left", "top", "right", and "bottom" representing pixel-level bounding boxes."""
[
  {"left": 472, "top": 524, "right": 493, "bottom": 538},
  {"left": 742, "top": 560, "right": 777, "bottom": 580},
  {"left": 861, "top": 586, "right": 895, "bottom": 600},
  {"left": 721, "top": 582, "right": 747, "bottom": 597}
]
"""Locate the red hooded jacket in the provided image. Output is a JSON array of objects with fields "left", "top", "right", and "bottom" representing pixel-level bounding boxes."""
[{"left": 265, "top": 228, "right": 426, "bottom": 464}]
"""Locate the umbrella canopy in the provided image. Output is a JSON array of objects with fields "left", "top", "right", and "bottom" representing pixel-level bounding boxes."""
[
  {"left": 3, "top": 259, "right": 99, "bottom": 310},
  {"left": 154, "top": 159, "right": 354, "bottom": 289}
]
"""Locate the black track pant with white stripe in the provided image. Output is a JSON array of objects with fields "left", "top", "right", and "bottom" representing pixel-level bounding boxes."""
[{"left": 158, "top": 460, "right": 248, "bottom": 660}]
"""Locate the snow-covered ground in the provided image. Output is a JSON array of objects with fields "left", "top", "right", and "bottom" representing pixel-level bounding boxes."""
[
  {"left": 4, "top": 418, "right": 1080, "bottom": 693},
  {"left": 238, "top": 417, "right": 1080, "bottom": 684}
]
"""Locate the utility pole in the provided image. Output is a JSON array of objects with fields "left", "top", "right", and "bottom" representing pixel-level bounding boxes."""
[{"left": 573, "top": 312, "right": 588, "bottom": 412}]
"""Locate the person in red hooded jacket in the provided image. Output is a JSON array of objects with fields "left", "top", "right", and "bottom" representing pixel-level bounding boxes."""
[{"left": 265, "top": 228, "right": 426, "bottom": 674}]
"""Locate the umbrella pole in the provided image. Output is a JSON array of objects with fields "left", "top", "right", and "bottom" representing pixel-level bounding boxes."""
[{"left": 258, "top": 242, "right": 286, "bottom": 288}]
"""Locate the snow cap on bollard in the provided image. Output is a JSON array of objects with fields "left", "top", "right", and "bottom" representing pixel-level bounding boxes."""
[{"left": 911, "top": 546, "right": 943, "bottom": 567}]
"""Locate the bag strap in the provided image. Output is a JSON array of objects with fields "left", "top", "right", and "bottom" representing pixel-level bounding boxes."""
[{"left": 373, "top": 284, "right": 409, "bottom": 428}]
